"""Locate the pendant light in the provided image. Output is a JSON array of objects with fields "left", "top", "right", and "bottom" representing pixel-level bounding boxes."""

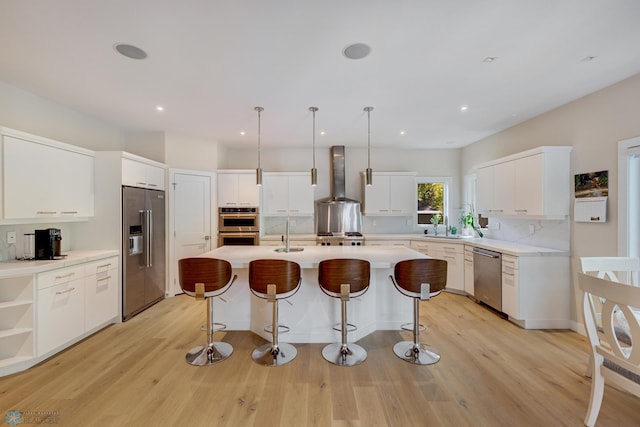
[
  {"left": 309, "top": 106, "right": 318, "bottom": 186},
  {"left": 364, "top": 106, "right": 374, "bottom": 186},
  {"left": 255, "top": 106, "right": 264, "bottom": 186}
]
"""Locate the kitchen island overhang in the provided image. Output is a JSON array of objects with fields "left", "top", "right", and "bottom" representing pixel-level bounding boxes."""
[{"left": 195, "top": 245, "right": 429, "bottom": 343}]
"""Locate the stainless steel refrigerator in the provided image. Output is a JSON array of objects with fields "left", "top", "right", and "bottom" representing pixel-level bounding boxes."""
[{"left": 122, "top": 186, "right": 166, "bottom": 321}]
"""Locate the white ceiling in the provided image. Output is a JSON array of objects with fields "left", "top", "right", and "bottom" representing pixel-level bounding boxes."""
[{"left": 1, "top": 0, "right": 639, "bottom": 149}]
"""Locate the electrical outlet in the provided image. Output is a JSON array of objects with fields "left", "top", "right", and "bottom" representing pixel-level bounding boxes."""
[
  {"left": 528, "top": 224, "right": 535, "bottom": 235},
  {"left": 7, "top": 231, "right": 16, "bottom": 244},
  {"left": 372, "top": 220, "right": 377, "bottom": 227}
]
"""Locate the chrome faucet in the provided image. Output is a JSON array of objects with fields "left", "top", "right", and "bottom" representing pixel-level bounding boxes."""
[
  {"left": 445, "top": 216, "right": 449, "bottom": 236},
  {"left": 285, "top": 216, "right": 291, "bottom": 252}
]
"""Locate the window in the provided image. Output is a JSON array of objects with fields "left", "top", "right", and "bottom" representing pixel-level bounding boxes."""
[
  {"left": 417, "top": 177, "right": 450, "bottom": 226},
  {"left": 619, "top": 137, "right": 640, "bottom": 258}
]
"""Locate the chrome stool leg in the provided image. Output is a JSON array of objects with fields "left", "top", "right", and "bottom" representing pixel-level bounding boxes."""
[
  {"left": 393, "top": 297, "right": 440, "bottom": 365},
  {"left": 252, "top": 297, "right": 297, "bottom": 366},
  {"left": 322, "top": 296, "right": 367, "bottom": 366},
  {"left": 186, "top": 297, "right": 233, "bottom": 366}
]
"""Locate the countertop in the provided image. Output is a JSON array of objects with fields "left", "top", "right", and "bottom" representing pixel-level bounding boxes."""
[
  {"left": 202, "top": 245, "right": 427, "bottom": 269},
  {"left": 260, "top": 233, "right": 567, "bottom": 257},
  {"left": 0, "top": 249, "right": 119, "bottom": 278}
]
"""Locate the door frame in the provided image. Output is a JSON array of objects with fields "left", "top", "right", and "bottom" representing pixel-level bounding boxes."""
[
  {"left": 618, "top": 136, "right": 640, "bottom": 257},
  {"left": 168, "top": 168, "right": 217, "bottom": 296}
]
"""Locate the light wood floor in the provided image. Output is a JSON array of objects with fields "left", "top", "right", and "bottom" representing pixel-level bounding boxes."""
[{"left": 2, "top": 292, "right": 640, "bottom": 426}]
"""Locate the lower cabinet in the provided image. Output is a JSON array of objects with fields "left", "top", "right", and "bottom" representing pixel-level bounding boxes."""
[
  {"left": 84, "top": 257, "right": 119, "bottom": 332},
  {"left": 367, "top": 240, "right": 410, "bottom": 247},
  {"left": 464, "top": 245, "right": 474, "bottom": 295},
  {"left": 36, "top": 256, "right": 119, "bottom": 357},
  {"left": 409, "top": 240, "right": 465, "bottom": 293},
  {"left": 36, "top": 269, "right": 85, "bottom": 356}
]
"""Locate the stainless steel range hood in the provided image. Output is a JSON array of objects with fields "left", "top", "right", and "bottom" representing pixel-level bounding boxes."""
[{"left": 315, "top": 146, "right": 363, "bottom": 235}]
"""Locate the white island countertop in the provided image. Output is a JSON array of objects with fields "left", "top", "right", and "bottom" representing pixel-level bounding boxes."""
[{"left": 202, "top": 245, "right": 427, "bottom": 269}]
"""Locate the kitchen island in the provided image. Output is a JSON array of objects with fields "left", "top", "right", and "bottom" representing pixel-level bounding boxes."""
[{"left": 198, "top": 245, "right": 428, "bottom": 343}]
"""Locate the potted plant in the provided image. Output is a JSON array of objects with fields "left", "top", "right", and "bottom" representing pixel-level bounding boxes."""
[
  {"left": 459, "top": 206, "right": 483, "bottom": 238},
  {"left": 430, "top": 212, "right": 441, "bottom": 234}
]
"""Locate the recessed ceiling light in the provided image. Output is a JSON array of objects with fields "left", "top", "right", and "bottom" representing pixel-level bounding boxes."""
[
  {"left": 343, "top": 43, "right": 371, "bottom": 60},
  {"left": 320, "top": 131, "right": 326, "bottom": 136},
  {"left": 482, "top": 56, "right": 498, "bottom": 63},
  {"left": 580, "top": 55, "right": 597, "bottom": 62},
  {"left": 400, "top": 130, "right": 406, "bottom": 135},
  {"left": 460, "top": 105, "right": 469, "bottom": 112},
  {"left": 155, "top": 106, "right": 164, "bottom": 112},
  {"left": 240, "top": 131, "right": 246, "bottom": 136},
  {"left": 114, "top": 43, "right": 148, "bottom": 60}
]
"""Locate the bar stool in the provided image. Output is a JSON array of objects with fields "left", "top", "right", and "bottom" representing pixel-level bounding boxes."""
[
  {"left": 248, "top": 259, "right": 301, "bottom": 366},
  {"left": 178, "top": 258, "right": 237, "bottom": 366},
  {"left": 318, "top": 258, "right": 370, "bottom": 366},
  {"left": 389, "top": 258, "right": 447, "bottom": 365}
]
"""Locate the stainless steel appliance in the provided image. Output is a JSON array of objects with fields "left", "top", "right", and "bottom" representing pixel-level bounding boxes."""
[
  {"left": 316, "top": 232, "right": 365, "bottom": 246},
  {"left": 122, "top": 186, "right": 166, "bottom": 321},
  {"left": 34, "top": 228, "right": 62, "bottom": 259},
  {"left": 218, "top": 207, "right": 259, "bottom": 246},
  {"left": 473, "top": 247, "right": 502, "bottom": 311},
  {"left": 315, "top": 146, "right": 363, "bottom": 241}
]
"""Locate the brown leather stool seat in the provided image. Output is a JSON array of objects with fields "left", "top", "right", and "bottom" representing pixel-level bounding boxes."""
[
  {"left": 179, "top": 257, "right": 237, "bottom": 366},
  {"left": 390, "top": 258, "right": 447, "bottom": 364},
  {"left": 249, "top": 259, "right": 302, "bottom": 366},
  {"left": 318, "top": 258, "right": 371, "bottom": 366}
]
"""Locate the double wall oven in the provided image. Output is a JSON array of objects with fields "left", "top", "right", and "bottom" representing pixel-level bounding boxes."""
[{"left": 218, "top": 207, "right": 259, "bottom": 246}]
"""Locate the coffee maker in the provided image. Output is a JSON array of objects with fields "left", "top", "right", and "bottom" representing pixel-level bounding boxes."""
[{"left": 34, "top": 228, "right": 62, "bottom": 260}]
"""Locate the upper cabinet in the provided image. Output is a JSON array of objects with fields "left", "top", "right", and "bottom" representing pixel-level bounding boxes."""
[
  {"left": 1, "top": 128, "right": 95, "bottom": 222},
  {"left": 476, "top": 146, "right": 572, "bottom": 219},
  {"left": 122, "top": 155, "right": 166, "bottom": 190},
  {"left": 362, "top": 172, "right": 416, "bottom": 215},
  {"left": 263, "top": 172, "right": 314, "bottom": 216},
  {"left": 218, "top": 170, "right": 260, "bottom": 207}
]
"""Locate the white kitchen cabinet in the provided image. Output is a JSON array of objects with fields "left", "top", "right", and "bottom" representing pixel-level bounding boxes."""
[
  {"left": 218, "top": 171, "right": 260, "bottom": 207},
  {"left": 263, "top": 173, "right": 314, "bottom": 216},
  {"left": 36, "top": 265, "right": 86, "bottom": 356},
  {"left": 500, "top": 253, "right": 570, "bottom": 329},
  {"left": 84, "top": 257, "right": 119, "bottom": 332},
  {"left": 122, "top": 156, "right": 166, "bottom": 190},
  {"left": 0, "top": 275, "right": 34, "bottom": 370},
  {"left": 476, "top": 146, "right": 572, "bottom": 218},
  {"left": 362, "top": 172, "right": 415, "bottom": 215},
  {"left": 409, "top": 240, "right": 464, "bottom": 293},
  {"left": 464, "top": 245, "right": 474, "bottom": 295},
  {"left": 2, "top": 130, "right": 95, "bottom": 220}
]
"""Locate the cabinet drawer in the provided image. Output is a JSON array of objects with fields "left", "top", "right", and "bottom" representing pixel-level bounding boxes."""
[
  {"left": 502, "top": 255, "right": 518, "bottom": 275},
  {"left": 410, "top": 241, "right": 430, "bottom": 252},
  {"left": 368, "top": 240, "right": 410, "bottom": 247},
  {"left": 84, "top": 257, "right": 118, "bottom": 277},
  {"left": 85, "top": 269, "right": 119, "bottom": 331},
  {"left": 37, "top": 265, "right": 85, "bottom": 290}
]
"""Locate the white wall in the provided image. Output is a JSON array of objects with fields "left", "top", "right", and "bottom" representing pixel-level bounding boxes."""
[
  {"left": 125, "top": 131, "right": 166, "bottom": 163},
  {"left": 461, "top": 72, "right": 640, "bottom": 326},
  {"left": 0, "top": 81, "right": 124, "bottom": 151},
  {"left": 165, "top": 132, "right": 221, "bottom": 171}
]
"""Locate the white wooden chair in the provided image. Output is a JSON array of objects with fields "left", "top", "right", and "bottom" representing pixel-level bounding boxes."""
[
  {"left": 578, "top": 272, "right": 640, "bottom": 426},
  {"left": 579, "top": 257, "right": 640, "bottom": 377}
]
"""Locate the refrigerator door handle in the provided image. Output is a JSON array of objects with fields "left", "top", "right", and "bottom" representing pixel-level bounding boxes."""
[{"left": 147, "top": 209, "right": 153, "bottom": 268}]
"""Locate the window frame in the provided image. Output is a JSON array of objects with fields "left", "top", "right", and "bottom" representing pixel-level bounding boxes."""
[{"left": 416, "top": 176, "right": 451, "bottom": 229}]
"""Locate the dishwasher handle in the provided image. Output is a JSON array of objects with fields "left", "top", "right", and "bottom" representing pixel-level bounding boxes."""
[{"left": 473, "top": 248, "right": 501, "bottom": 258}]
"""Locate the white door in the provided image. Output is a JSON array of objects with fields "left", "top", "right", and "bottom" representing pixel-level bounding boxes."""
[{"left": 169, "top": 169, "right": 214, "bottom": 296}]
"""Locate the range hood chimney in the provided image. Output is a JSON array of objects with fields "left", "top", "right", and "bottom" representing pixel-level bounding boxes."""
[
  {"left": 330, "top": 145, "right": 347, "bottom": 200},
  {"left": 315, "top": 146, "right": 362, "bottom": 234}
]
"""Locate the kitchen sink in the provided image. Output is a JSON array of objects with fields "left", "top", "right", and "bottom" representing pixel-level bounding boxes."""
[
  {"left": 422, "top": 234, "right": 470, "bottom": 240},
  {"left": 274, "top": 247, "right": 304, "bottom": 253}
]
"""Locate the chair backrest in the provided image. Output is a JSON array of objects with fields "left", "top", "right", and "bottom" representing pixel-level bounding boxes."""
[
  {"left": 318, "top": 258, "right": 370, "bottom": 297},
  {"left": 249, "top": 259, "right": 301, "bottom": 297},
  {"left": 580, "top": 257, "right": 640, "bottom": 285},
  {"left": 578, "top": 272, "right": 640, "bottom": 386},
  {"left": 178, "top": 258, "right": 235, "bottom": 297},
  {"left": 393, "top": 258, "right": 447, "bottom": 297}
]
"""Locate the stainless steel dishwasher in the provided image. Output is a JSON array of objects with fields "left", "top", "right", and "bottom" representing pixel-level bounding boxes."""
[{"left": 473, "top": 247, "right": 502, "bottom": 311}]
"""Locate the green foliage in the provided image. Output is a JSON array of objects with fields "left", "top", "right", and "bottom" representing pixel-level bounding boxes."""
[{"left": 417, "top": 183, "right": 443, "bottom": 212}]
